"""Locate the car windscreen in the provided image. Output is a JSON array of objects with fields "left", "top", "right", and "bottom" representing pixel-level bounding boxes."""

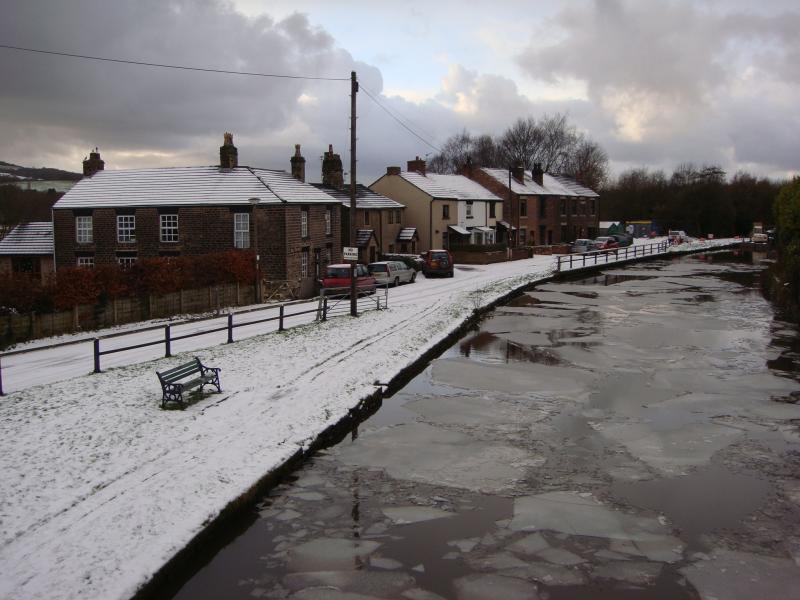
[
  {"left": 326, "top": 267, "right": 351, "bottom": 278},
  {"left": 369, "top": 265, "right": 388, "bottom": 273}
]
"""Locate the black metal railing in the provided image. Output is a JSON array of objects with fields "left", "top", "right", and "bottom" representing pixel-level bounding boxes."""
[{"left": 556, "top": 241, "right": 669, "bottom": 272}]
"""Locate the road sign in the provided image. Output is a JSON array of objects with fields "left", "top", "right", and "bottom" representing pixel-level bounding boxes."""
[{"left": 343, "top": 246, "right": 358, "bottom": 261}]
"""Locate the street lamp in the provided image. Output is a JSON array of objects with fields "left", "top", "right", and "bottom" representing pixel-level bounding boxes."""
[{"left": 249, "top": 197, "right": 261, "bottom": 303}]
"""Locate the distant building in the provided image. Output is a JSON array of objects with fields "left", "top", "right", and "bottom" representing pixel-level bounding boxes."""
[
  {"left": 0, "top": 221, "right": 54, "bottom": 283},
  {"left": 464, "top": 161, "right": 599, "bottom": 246},
  {"left": 50, "top": 136, "right": 342, "bottom": 298},
  {"left": 370, "top": 157, "right": 503, "bottom": 252}
]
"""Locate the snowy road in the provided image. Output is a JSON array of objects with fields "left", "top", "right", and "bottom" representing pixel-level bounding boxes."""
[{"left": 0, "top": 239, "right": 735, "bottom": 600}]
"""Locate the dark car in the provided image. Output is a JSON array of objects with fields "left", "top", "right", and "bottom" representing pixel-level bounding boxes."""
[
  {"left": 421, "top": 249, "right": 454, "bottom": 278},
  {"left": 322, "top": 263, "right": 376, "bottom": 294},
  {"left": 609, "top": 233, "right": 633, "bottom": 247}
]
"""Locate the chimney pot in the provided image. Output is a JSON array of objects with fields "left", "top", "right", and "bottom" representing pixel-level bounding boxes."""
[
  {"left": 511, "top": 160, "right": 525, "bottom": 183},
  {"left": 532, "top": 162, "right": 544, "bottom": 186},
  {"left": 290, "top": 144, "right": 306, "bottom": 182},
  {"left": 83, "top": 148, "right": 105, "bottom": 177},
  {"left": 387, "top": 166, "right": 401, "bottom": 176},
  {"left": 321, "top": 144, "right": 344, "bottom": 189},
  {"left": 220, "top": 132, "right": 238, "bottom": 168},
  {"left": 407, "top": 157, "right": 426, "bottom": 176}
]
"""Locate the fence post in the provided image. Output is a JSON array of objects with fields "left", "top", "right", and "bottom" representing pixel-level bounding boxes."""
[
  {"left": 227, "top": 313, "right": 234, "bottom": 344},
  {"left": 93, "top": 338, "right": 101, "bottom": 373},
  {"left": 164, "top": 325, "right": 171, "bottom": 358},
  {"left": 0, "top": 356, "right": 4, "bottom": 396},
  {"left": 279, "top": 305, "right": 285, "bottom": 331},
  {"left": 322, "top": 296, "right": 328, "bottom": 321}
]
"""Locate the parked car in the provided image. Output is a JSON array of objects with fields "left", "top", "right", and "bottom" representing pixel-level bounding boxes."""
[
  {"left": 593, "top": 236, "right": 620, "bottom": 250},
  {"left": 609, "top": 233, "right": 633, "bottom": 247},
  {"left": 570, "top": 239, "right": 599, "bottom": 253},
  {"left": 420, "top": 249, "right": 454, "bottom": 277},
  {"left": 751, "top": 223, "right": 768, "bottom": 243},
  {"left": 368, "top": 261, "right": 416, "bottom": 287},
  {"left": 668, "top": 230, "right": 688, "bottom": 244},
  {"left": 322, "top": 263, "right": 376, "bottom": 294}
]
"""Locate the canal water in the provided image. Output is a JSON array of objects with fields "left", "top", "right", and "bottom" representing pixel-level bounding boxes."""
[{"left": 171, "top": 251, "right": 800, "bottom": 600}]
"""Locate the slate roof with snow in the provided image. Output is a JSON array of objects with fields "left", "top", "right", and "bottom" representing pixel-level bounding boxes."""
[
  {"left": 310, "top": 184, "right": 404, "bottom": 210},
  {"left": 0, "top": 222, "right": 53, "bottom": 255},
  {"left": 53, "top": 166, "right": 337, "bottom": 210},
  {"left": 355, "top": 229, "right": 376, "bottom": 248},
  {"left": 480, "top": 168, "right": 599, "bottom": 198},
  {"left": 399, "top": 172, "right": 501, "bottom": 201}
]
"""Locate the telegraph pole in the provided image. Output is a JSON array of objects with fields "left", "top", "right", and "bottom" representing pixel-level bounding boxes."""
[{"left": 350, "top": 70, "right": 358, "bottom": 316}]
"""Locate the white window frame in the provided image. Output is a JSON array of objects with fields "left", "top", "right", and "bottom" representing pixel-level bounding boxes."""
[
  {"left": 76, "top": 215, "right": 93, "bottom": 244},
  {"left": 160, "top": 214, "right": 179, "bottom": 243},
  {"left": 77, "top": 256, "right": 94, "bottom": 268},
  {"left": 117, "top": 214, "right": 136, "bottom": 243},
  {"left": 466, "top": 201, "right": 473, "bottom": 218},
  {"left": 117, "top": 255, "right": 137, "bottom": 268},
  {"left": 325, "top": 209, "right": 331, "bottom": 235},
  {"left": 301, "top": 209, "right": 309, "bottom": 238},
  {"left": 301, "top": 248, "right": 309, "bottom": 278},
  {"left": 234, "top": 212, "right": 250, "bottom": 249}
]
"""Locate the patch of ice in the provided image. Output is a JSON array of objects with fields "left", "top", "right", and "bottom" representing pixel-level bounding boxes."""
[
  {"left": 287, "top": 538, "right": 381, "bottom": 572},
  {"left": 506, "top": 533, "right": 550, "bottom": 555},
  {"left": 381, "top": 506, "right": 454, "bottom": 525},
  {"left": 452, "top": 573, "right": 540, "bottom": 600},
  {"left": 592, "top": 561, "right": 662, "bottom": 585},
  {"left": 535, "top": 547, "right": 585, "bottom": 566}
]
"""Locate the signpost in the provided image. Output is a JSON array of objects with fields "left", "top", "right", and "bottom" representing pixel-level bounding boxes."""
[{"left": 343, "top": 246, "right": 358, "bottom": 261}]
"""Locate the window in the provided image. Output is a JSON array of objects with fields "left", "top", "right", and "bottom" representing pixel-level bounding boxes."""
[
  {"left": 466, "top": 201, "right": 473, "bottom": 218},
  {"left": 117, "top": 215, "right": 136, "bottom": 243},
  {"left": 489, "top": 203, "right": 496, "bottom": 218},
  {"left": 76, "top": 215, "right": 93, "bottom": 244},
  {"left": 160, "top": 214, "right": 179, "bottom": 243},
  {"left": 520, "top": 199, "right": 527, "bottom": 217},
  {"left": 591, "top": 200, "right": 596, "bottom": 215},
  {"left": 117, "top": 255, "right": 137, "bottom": 268},
  {"left": 301, "top": 209, "right": 309, "bottom": 237},
  {"left": 442, "top": 231, "right": 448, "bottom": 248},
  {"left": 539, "top": 198, "right": 546, "bottom": 219},
  {"left": 324, "top": 245, "right": 332, "bottom": 266},
  {"left": 301, "top": 247, "right": 309, "bottom": 278},
  {"left": 520, "top": 228, "right": 527, "bottom": 245},
  {"left": 77, "top": 256, "right": 94, "bottom": 268},
  {"left": 571, "top": 200, "right": 578, "bottom": 216},
  {"left": 364, "top": 210, "right": 370, "bottom": 225},
  {"left": 539, "top": 225, "right": 546, "bottom": 245},
  {"left": 388, "top": 210, "right": 394, "bottom": 224},
  {"left": 325, "top": 209, "right": 332, "bottom": 235},
  {"left": 389, "top": 243, "right": 396, "bottom": 253},
  {"left": 234, "top": 212, "right": 250, "bottom": 249},
  {"left": 560, "top": 199, "right": 566, "bottom": 216},
  {"left": 395, "top": 209, "right": 402, "bottom": 223},
  {"left": 442, "top": 205, "right": 450, "bottom": 220}
]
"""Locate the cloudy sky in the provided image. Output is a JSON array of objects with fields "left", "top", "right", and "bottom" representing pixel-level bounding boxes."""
[{"left": 1, "top": 0, "right": 798, "bottom": 184}]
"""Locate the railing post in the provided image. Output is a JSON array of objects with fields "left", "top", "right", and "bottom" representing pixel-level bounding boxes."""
[
  {"left": 279, "top": 305, "right": 285, "bottom": 331},
  {"left": 0, "top": 356, "right": 4, "bottom": 396},
  {"left": 322, "top": 296, "right": 328, "bottom": 321},
  {"left": 164, "top": 325, "right": 171, "bottom": 358},
  {"left": 93, "top": 338, "right": 101, "bottom": 373},
  {"left": 227, "top": 313, "right": 234, "bottom": 344}
]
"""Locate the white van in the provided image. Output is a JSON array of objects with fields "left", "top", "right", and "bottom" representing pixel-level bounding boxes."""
[
  {"left": 668, "top": 230, "right": 687, "bottom": 244},
  {"left": 368, "top": 261, "right": 416, "bottom": 287}
]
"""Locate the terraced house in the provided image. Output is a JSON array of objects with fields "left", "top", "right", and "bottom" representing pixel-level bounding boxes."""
[
  {"left": 465, "top": 161, "right": 600, "bottom": 246},
  {"left": 51, "top": 135, "right": 342, "bottom": 297}
]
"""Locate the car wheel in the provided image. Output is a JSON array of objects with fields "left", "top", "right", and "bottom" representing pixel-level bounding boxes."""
[
  {"left": 393, "top": 277, "right": 400, "bottom": 287},
  {"left": 448, "top": 271, "right": 454, "bottom": 278},
  {"left": 410, "top": 272, "right": 416, "bottom": 283}
]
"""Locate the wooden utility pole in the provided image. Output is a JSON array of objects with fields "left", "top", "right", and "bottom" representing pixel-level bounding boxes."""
[{"left": 350, "top": 70, "right": 358, "bottom": 316}]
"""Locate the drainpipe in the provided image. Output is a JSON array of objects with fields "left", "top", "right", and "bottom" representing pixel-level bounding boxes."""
[{"left": 429, "top": 199, "right": 433, "bottom": 250}]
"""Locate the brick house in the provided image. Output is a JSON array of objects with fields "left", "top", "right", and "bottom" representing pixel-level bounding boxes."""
[
  {"left": 370, "top": 157, "right": 502, "bottom": 253},
  {"left": 464, "top": 162, "right": 600, "bottom": 246},
  {"left": 0, "top": 221, "right": 54, "bottom": 283},
  {"left": 51, "top": 135, "right": 342, "bottom": 298},
  {"left": 300, "top": 145, "right": 414, "bottom": 261}
]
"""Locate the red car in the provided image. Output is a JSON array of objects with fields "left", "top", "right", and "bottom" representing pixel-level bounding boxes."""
[
  {"left": 421, "top": 249, "right": 454, "bottom": 278},
  {"left": 593, "top": 236, "right": 619, "bottom": 250},
  {"left": 322, "top": 263, "right": 376, "bottom": 294}
]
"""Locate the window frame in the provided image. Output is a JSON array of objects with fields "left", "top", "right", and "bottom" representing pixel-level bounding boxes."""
[
  {"left": 76, "top": 215, "right": 93, "bottom": 244},
  {"left": 301, "top": 247, "right": 309, "bottom": 278},
  {"left": 234, "top": 212, "right": 250, "bottom": 249},
  {"left": 116, "top": 214, "right": 136, "bottom": 243},
  {"left": 301, "top": 208, "right": 309, "bottom": 238},
  {"left": 117, "top": 255, "right": 137, "bottom": 268},
  {"left": 160, "top": 214, "right": 179, "bottom": 243},
  {"left": 520, "top": 199, "right": 527, "bottom": 217},
  {"left": 442, "top": 204, "right": 450, "bottom": 220},
  {"left": 325, "top": 208, "right": 332, "bottom": 235},
  {"left": 466, "top": 201, "right": 473, "bottom": 219},
  {"left": 489, "top": 202, "right": 496, "bottom": 219}
]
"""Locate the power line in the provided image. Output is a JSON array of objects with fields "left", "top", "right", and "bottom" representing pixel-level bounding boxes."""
[
  {"left": 360, "top": 84, "right": 441, "bottom": 154},
  {"left": 0, "top": 43, "right": 350, "bottom": 81}
]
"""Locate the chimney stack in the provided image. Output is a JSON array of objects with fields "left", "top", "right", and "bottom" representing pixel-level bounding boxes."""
[
  {"left": 82, "top": 147, "right": 105, "bottom": 177},
  {"left": 321, "top": 144, "right": 344, "bottom": 189},
  {"left": 511, "top": 160, "right": 525, "bottom": 183},
  {"left": 290, "top": 144, "right": 306, "bottom": 182},
  {"left": 532, "top": 162, "right": 544, "bottom": 186},
  {"left": 220, "top": 132, "right": 238, "bottom": 168},
  {"left": 386, "top": 166, "right": 401, "bottom": 176},
  {"left": 407, "top": 156, "right": 426, "bottom": 175}
]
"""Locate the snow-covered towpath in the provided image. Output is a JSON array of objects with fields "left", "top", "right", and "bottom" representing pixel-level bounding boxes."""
[{"left": 0, "top": 239, "right": 735, "bottom": 600}]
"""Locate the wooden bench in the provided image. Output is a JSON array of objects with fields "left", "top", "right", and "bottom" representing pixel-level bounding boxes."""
[{"left": 156, "top": 357, "right": 221, "bottom": 409}]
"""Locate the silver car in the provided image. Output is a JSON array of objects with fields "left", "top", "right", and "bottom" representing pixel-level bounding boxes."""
[
  {"left": 368, "top": 261, "right": 416, "bottom": 287},
  {"left": 570, "top": 238, "right": 599, "bottom": 253}
]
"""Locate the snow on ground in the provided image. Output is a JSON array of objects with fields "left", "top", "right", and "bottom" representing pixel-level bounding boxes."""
[{"left": 0, "top": 239, "right": 737, "bottom": 600}]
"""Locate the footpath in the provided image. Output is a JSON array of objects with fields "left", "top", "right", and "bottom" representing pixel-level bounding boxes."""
[{"left": 0, "top": 239, "right": 735, "bottom": 600}]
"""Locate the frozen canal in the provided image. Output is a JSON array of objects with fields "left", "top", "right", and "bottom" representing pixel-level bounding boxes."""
[{"left": 169, "top": 251, "right": 800, "bottom": 600}]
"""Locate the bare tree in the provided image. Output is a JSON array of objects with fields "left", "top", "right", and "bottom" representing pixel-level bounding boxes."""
[
  {"left": 497, "top": 117, "right": 542, "bottom": 168},
  {"left": 562, "top": 137, "right": 609, "bottom": 190}
]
